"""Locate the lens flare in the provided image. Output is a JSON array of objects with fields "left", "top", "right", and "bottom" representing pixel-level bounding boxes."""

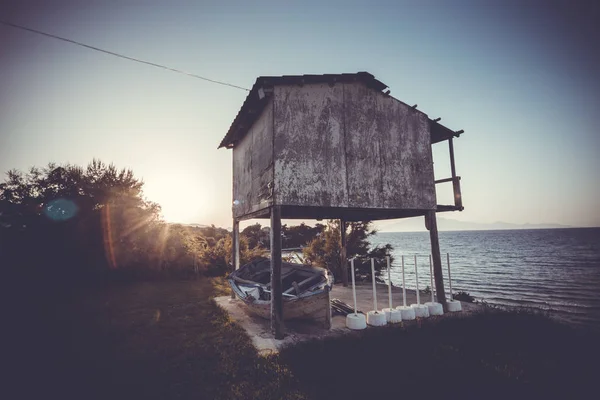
[
  {"left": 44, "top": 198, "right": 78, "bottom": 221},
  {"left": 102, "top": 204, "right": 117, "bottom": 269}
]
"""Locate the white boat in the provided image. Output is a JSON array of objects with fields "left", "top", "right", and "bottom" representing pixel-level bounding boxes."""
[{"left": 228, "top": 258, "right": 333, "bottom": 320}]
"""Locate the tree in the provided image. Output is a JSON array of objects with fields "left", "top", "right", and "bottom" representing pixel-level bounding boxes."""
[
  {"left": 241, "top": 223, "right": 267, "bottom": 249},
  {"left": 282, "top": 223, "right": 326, "bottom": 249},
  {"left": 302, "top": 220, "right": 393, "bottom": 283},
  {"left": 0, "top": 160, "right": 162, "bottom": 285},
  {"left": 241, "top": 222, "right": 325, "bottom": 250}
]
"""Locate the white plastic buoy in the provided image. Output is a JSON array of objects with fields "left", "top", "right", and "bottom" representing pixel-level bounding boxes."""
[
  {"left": 424, "top": 254, "right": 444, "bottom": 316},
  {"left": 382, "top": 256, "right": 402, "bottom": 323},
  {"left": 410, "top": 255, "right": 430, "bottom": 318},
  {"left": 346, "top": 258, "right": 367, "bottom": 330},
  {"left": 446, "top": 253, "right": 462, "bottom": 312},
  {"left": 411, "top": 303, "right": 430, "bottom": 318},
  {"left": 447, "top": 300, "right": 462, "bottom": 312},
  {"left": 366, "top": 258, "right": 387, "bottom": 326},
  {"left": 396, "top": 255, "right": 416, "bottom": 320},
  {"left": 367, "top": 310, "right": 387, "bottom": 326}
]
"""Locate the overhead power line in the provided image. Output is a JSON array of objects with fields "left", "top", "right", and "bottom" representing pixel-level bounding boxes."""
[{"left": 0, "top": 20, "right": 250, "bottom": 92}]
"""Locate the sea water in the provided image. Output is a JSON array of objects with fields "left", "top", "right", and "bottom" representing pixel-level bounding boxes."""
[{"left": 371, "top": 228, "right": 600, "bottom": 330}]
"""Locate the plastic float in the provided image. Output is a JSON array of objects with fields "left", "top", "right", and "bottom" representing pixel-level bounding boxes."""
[
  {"left": 382, "top": 256, "right": 402, "bottom": 323},
  {"left": 446, "top": 253, "right": 462, "bottom": 312},
  {"left": 424, "top": 254, "right": 444, "bottom": 316},
  {"left": 395, "top": 255, "right": 416, "bottom": 320},
  {"left": 346, "top": 258, "right": 367, "bottom": 330},
  {"left": 366, "top": 258, "right": 387, "bottom": 326},
  {"left": 410, "top": 255, "right": 430, "bottom": 318}
]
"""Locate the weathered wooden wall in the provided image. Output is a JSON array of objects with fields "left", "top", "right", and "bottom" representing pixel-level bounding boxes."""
[
  {"left": 273, "top": 83, "right": 347, "bottom": 207},
  {"left": 232, "top": 99, "right": 274, "bottom": 218},
  {"left": 272, "top": 82, "right": 435, "bottom": 210},
  {"left": 346, "top": 83, "right": 435, "bottom": 209}
]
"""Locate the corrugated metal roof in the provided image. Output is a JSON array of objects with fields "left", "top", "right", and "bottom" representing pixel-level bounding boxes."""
[{"left": 218, "top": 72, "right": 388, "bottom": 149}]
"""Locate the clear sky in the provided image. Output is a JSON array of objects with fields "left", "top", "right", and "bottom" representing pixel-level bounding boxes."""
[{"left": 1, "top": 0, "right": 599, "bottom": 229}]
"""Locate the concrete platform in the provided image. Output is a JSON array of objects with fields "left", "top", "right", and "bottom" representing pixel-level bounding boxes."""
[{"left": 214, "top": 282, "right": 480, "bottom": 355}]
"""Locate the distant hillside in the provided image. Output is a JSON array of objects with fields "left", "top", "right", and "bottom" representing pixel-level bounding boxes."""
[
  {"left": 185, "top": 219, "right": 573, "bottom": 233},
  {"left": 185, "top": 223, "right": 210, "bottom": 228},
  {"left": 377, "top": 217, "right": 571, "bottom": 232}
]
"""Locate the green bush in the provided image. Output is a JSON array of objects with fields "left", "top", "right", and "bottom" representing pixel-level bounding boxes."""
[
  {"left": 453, "top": 291, "right": 475, "bottom": 302},
  {"left": 302, "top": 220, "right": 393, "bottom": 282}
]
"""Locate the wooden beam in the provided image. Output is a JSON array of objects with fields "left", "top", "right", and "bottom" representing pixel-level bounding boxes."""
[
  {"left": 449, "top": 138, "right": 457, "bottom": 178},
  {"left": 448, "top": 138, "right": 463, "bottom": 209},
  {"left": 434, "top": 177, "right": 456, "bottom": 184},
  {"left": 235, "top": 206, "right": 443, "bottom": 223},
  {"left": 231, "top": 219, "right": 239, "bottom": 299},
  {"left": 236, "top": 207, "right": 270, "bottom": 221},
  {"left": 339, "top": 219, "right": 348, "bottom": 287},
  {"left": 270, "top": 206, "right": 284, "bottom": 339},
  {"left": 436, "top": 204, "right": 464, "bottom": 212},
  {"left": 453, "top": 178, "right": 463, "bottom": 209},
  {"left": 426, "top": 211, "right": 448, "bottom": 310},
  {"left": 280, "top": 206, "right": 428, "bottom": 221},
  {"left": 234, "top": 221, "right": 240, "bottom": 270}
]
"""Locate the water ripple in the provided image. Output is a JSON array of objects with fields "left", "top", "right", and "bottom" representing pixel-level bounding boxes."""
[{"left": 372, "top": 228, "right": 600, "bottom": 330}]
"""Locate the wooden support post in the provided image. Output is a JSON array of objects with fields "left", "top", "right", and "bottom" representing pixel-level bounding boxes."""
[
  {"left": 339, "top": 219, "right": 348, "bottom": 287},
  {"left": 324, "top": 286, "right": 332, "bottom": 329},
  {"left": 234, "top": 221, "right": 240, "bottom": 270},
  {"left": 230, "top": 219, "right": 239, "bottom": 299},
  {"left": 448, "top": 138, "right": 462, "bottom": 209},
  {"left": 426, "top": 211, "right": 448, "bottom": 310},
  {"left": 270, "top": 206, "right": 284, "bottom": 339}
]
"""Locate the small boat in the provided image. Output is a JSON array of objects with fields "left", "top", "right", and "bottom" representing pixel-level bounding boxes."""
[{"left": 228, "top": 258, "right": 334, "bottom": 321}]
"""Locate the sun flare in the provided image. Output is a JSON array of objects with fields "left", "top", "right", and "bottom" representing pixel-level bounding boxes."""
[{"left": 144, "top": 173, "right": 208, "bottom": 223}]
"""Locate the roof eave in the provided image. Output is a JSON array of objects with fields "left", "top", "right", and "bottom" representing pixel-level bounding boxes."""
[{"left": 218, "top": 72, "right": 388, "bottom": 150}]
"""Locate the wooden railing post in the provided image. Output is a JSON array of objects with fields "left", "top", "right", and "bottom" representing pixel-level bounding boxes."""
[
  {"left": 448, "top": 138, "right": 462, "bottom": 209},
  {"left": 340, "top": 219, "right": 348, "bottom": 287}
]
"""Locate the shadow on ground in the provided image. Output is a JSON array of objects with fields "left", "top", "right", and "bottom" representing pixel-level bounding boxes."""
[{"left": 7, "top": 279, "right": 598, "bottom": 400}]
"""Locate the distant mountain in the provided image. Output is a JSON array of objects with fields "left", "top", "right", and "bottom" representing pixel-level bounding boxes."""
[
  {"left": 377, "top": 217, "right": 571, "bottom": 232},
  {"left": 182, "top": 223, "right": 212, "bottom": 229}
]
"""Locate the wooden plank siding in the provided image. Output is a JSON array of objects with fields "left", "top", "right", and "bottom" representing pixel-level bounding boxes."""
[
  {"left": 232, "top": 99, "right": 274, "bottom": 218},
  {"left": 378, "top": 93, "right": 435, "bottom": 209},
  {"left": 344, "top": 82, "right": 382, "bottom": 208},
  {"left": 233, "top": 81, "right": 436, "bottom": 218},
  {"left": 273, "top": 84, "right": 347, "bottom": 208},
  {"left": 345, "top": 84, "right": 435, "bottom": 209}
]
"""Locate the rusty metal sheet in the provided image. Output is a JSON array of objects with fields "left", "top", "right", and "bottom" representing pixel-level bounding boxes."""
[
  {"left": 232, "top": 99, "right": 274, "bottom": 217},
  {"left": 273, "top": 83, "right": 347, "bottom": 207}
]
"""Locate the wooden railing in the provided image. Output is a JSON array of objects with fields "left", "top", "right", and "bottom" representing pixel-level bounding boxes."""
[{"left": 435, "top": 137, "right": 463, "bottom": 212}]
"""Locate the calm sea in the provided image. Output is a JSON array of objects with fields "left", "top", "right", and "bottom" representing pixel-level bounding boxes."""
[{"left": 370, "top": 228, "right": 600, "bottom": 331}]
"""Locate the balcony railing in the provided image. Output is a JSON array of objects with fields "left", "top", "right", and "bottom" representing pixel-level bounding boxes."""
[{"left": 435, "top": 137, "right": 464, "bottom": 212}]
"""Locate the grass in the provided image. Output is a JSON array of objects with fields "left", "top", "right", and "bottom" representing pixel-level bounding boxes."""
[
  {"left": 8, "top": 279, "right": 307, "bottom": 400},
  {"left": 7, "top": 278, "right": 598, "bottom": 400},
  {"left": 281, "top": 309, "right": 598, "bottom": 398}
]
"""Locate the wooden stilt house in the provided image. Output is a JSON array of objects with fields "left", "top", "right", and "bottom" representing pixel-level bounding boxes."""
[{"left": 219, "top": 72, "right": 464, "bottom": 338}]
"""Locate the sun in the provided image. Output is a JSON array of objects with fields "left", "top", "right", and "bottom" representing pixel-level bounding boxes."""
[
  {"left": 159, "top": 195, "right": 202, "bottom": 223},
  {"left": 143, "top": 173, "right": 208, "bottom": 224}
]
